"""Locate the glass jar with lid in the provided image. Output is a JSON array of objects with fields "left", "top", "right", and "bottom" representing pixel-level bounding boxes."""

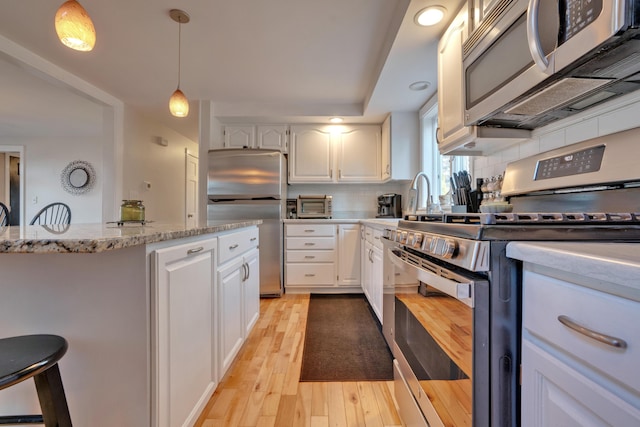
[{"left": 120, "top": 200, "right": 145, "bottom": 222}]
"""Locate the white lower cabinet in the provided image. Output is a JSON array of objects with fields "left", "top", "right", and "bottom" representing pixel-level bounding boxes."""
[
  {"left": 361, "top": 225, "right": 384, "bottom": 323},
  {"left": 217, "top": 256, "right": 245, "bottom": 378},
  {"left": 153, "top": 237, "right": 217, "bottom": 427},
  {"left": 216, "top": 226, "right": 260, "bottom": 379},
  {"left": 284, "top": 223, "right": 361, "bottom": 292},
  {"left": 522, "top": 268, "right": 640, "bottom": 427}
]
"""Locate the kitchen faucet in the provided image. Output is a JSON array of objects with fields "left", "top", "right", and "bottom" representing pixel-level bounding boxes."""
[{"left": 407, "top": 171, "right": 431, "bottom": 215}]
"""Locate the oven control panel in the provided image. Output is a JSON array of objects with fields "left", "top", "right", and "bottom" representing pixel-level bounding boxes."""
[
  {"left": 383, "top": 229, "right": 490, "bottom": 272},
  {"left": 534, "top": 144, "right": 605, "bottom": 180}
]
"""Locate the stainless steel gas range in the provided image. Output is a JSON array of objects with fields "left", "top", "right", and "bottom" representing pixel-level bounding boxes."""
[{"left": 383, "top": 129, "right": 640, "bottom": 427}]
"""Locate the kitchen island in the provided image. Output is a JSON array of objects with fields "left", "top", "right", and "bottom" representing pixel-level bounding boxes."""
[{"left": 0, "top": 221, "right": 261, "bottom": 427}]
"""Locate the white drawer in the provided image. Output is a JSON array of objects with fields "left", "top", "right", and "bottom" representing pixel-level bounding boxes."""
[
  {"left": 286, "top": 263, "right": 335, "bottom": 285},
  {"left": 218, "top": 227, "right": 259, "bottom": 264},
  {"left": 523, "top": 269, "right": 640, "bottom": 394},
  {"left": 286, "top": 250, "right": 335, "bottom": 263},
  {"left": 286, "top": 236, "right": 335, "bottom": 250},
  {"left": 372, "top": 228, "right": 383, "bottom": 249},
  {"left": 286, "top": 224, "right": 335, "bottom": 237}
]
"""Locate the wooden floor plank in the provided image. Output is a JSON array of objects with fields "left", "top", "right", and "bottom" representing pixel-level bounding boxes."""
[{"left": 195, "top": 294, "right": 401, "bottom": 427}]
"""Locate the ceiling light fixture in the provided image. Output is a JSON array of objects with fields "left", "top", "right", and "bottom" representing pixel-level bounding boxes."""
[
  {"left": 169, "top": 9, "right": 190, "bottom": 118},
  {"left": 414, "top": 6, "right": 446, "bottom": 27},
  {"left": 54, "top": 0, "right": 96, "bottom": 51},
  {"left": 329, "top": 117, "right": 343, "bottom": 123},
  {"left": 409, "top": 81, "right": 430, "bottom": 91}
]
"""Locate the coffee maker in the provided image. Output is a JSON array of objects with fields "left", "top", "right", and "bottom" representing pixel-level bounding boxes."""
[{"left": 376, "top": 193, "right": 402, "bottom": 218}]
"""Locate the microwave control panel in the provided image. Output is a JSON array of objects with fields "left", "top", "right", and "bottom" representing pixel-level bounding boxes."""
[{"left": 560, "top": 0, "right": 603, "bottom": 42}]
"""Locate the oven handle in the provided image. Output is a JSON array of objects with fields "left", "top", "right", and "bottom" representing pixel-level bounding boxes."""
[{"left": 388, "top": 248, "right": 474, "bottom": 308}]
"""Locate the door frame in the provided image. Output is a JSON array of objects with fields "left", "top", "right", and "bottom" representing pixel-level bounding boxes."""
[
  {"left": 1, "top": 145, "right": 25, "bottom": 226},
  {"left": 185, "top": 149, "right": 199, "bottom": 228}
]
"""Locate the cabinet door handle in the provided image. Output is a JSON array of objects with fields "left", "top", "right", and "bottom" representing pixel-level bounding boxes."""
[
  {"left": 242, "top": 263, "right": 248, "bottom": 281},
  {"left": 187, "top": 246, "right": 204, "bottom": 255},
  {"left": 304, "top": 242, "right": 315, "bottom": 246},
  {"left": 305, "top": 273, "right": 316, "bottom": 277},
  {"left": 229, "top": 244, "right": 239, "bottom": 250},
  {"left": 557, "top": 315, "right": 627, "bottom": 349},
  {"left": 246, "top": 262, "right": 250, "bottom": 280},
  {"left": 304, "top": 256, "right": 316, "bottom": 259}
]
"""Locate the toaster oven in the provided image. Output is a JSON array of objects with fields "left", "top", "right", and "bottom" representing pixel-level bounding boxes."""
[{"left": 296, "top": 195, "right": 332, "bottom": 219}]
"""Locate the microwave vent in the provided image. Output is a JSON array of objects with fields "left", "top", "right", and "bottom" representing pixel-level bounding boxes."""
[{"left": 504, "top": 77, "right": 613, "bottom": 116}]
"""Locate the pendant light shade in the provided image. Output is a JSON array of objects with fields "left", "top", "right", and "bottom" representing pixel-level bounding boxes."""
[
  {"left": 169, "top": 88, "right": 189, "bottom": 117},
  {"left": 169, "top": 9, "right": 190, "bottom": 118},
  {"left": 55, "top": 0, "right": 96, "bottom": 52}
]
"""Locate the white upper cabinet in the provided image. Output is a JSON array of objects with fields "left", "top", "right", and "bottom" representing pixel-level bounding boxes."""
[
  {"left": 289, "top": 124, "right": 382, "bottom": 183},
  {"left": 257, "top": 125, "right": 288, "bottom": 152},
  {"left": 222, "top": 124, "right": 288, "bottom": 152},
  {"left": 337, "top": 125, "right": 381, "bottom": 182},
  {"left": 437, "top": 3, "right": 472, "bottom": 154},
  {"left": 223, "top": 125, "right": 256, "bottom": 149},
  {"left": 381, "top": 113, "right": 419, "bottom": 181},
  {"left": 289, "top": 125, "right": 334, "bottom": 183}
]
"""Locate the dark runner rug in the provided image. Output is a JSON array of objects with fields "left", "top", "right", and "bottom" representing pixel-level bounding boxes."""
[{"left": 300, "top": 294, "right": 393, "bottom": 382}]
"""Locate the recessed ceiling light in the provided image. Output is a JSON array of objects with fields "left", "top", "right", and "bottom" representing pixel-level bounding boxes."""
[
  {"left": 329, "top": 117, "right": 343, "bottom": 123},
  {"left": 409, "top": 81, "right": 430, "bottom": 91},
  {"left": 414, "top": 6, "right": 446, "bottom": 27}
]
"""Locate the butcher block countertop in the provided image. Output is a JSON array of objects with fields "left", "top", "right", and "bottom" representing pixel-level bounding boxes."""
[{"left": 0, "top": 220, "right": 261, "bottom": 254}]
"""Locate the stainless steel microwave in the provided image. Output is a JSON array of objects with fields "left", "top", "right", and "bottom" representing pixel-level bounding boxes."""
[
  {"left": 296, "top": 195, "right": 332, "bottom": 219},
  {"left": 463, "top": 0, "right": 640, "bottom": 130}
]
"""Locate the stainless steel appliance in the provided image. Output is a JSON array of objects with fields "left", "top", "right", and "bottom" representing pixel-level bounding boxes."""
[
  {"left": 383, "top": 128, "right": 640, "bottom": 427},
  {"left": 296, "top": 195, "right": 332, "bottom": 219},
  {"left": 464, "top": 0, "right": 640, "bottom": 130},
  {"left": 207, "top": 149, "right": 286, "bottom": 297},
  {"left": 376, "top": 193, "right": 402, "bottom": 218}
]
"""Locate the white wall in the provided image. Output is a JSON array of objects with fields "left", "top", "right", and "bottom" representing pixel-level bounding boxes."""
[
  {"left": 473, "top": 91, "right": 640, "bottom": 179},
  {"left": 1, "top": 35, "right": 199, "bottom": 225},
  {"left": 287, "top": 182, "right": 409, "bottom": 218},
  {"left": 122, "top": 107, "right": 199, "bottom": 224}
]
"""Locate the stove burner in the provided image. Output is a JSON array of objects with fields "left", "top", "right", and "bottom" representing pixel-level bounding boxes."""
[{"left": 406, "top": 212, "right": 640, "bottom": 226}]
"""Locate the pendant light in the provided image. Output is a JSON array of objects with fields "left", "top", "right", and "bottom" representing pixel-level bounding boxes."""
[
  {"left": 54, "top": 0, "right": 96, "bottom": 52},
  {"left": 169, "top": 9, "right": 190, "bottom": 118}
]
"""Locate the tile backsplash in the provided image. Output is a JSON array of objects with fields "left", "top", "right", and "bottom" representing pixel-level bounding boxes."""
[{"left": 288, "top": 182, "right": 409, "bottom": 219}]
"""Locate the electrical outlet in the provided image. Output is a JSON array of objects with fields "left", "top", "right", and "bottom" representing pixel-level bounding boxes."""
[
  {"left": 32, "top": 196, "right": 37, "bottom": 204},
  {"left": 144, "top": 181, "right": 151, "bottom": 190}
]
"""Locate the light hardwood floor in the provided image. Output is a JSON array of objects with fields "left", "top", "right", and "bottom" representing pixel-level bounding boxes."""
[{"left": 195, "top": 294, "right": 403, "bottom": 427}]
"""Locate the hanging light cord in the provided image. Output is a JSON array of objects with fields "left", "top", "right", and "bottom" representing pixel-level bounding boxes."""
[{"left": 176, "top": 16, "right": 182, "bottom": 89}]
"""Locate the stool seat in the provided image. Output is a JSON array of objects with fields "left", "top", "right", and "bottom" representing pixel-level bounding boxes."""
[
  {"left": 0, "top": 335, "right": 71, "bottom": 426},
  {"left": 0, "top": 335, "right": 68, "bottom": 390}
]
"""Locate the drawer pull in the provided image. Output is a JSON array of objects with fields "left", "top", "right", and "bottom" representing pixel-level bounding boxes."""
[
  {"left": 304, "top": 256, "right": 316, "bottom": 259},
  {"left": 557, "top": 315, "right": 627, "bottom": 349},
  {"left": 304, "top": 242, "right": 315, "bottom": 246},
  {"left": 229, "top": 244, "right": 239, "bottom": 250},
  {"left": 304, "top": 229, "right": 315, "bottom": 232},
  {"left": 250, "top": 237, "right": 257, "bottom": 242},
  {"left": 305, "top": 274, "right": 316, "bottom": 277},
  {"left": 187, "top": 246, "right": 204, "bottom": 255}
]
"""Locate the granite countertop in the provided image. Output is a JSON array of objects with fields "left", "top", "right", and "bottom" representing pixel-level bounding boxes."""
[
  {"left": 507, "top": 241, "right": 640, "bottom": 300},
  {"left": 0, "top": 220, "right": 261, "bottom": 254}
]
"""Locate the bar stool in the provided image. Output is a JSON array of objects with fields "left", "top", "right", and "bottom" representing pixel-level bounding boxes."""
[{"left": 0, "top": 335, "right": 72, "bottom": 426}]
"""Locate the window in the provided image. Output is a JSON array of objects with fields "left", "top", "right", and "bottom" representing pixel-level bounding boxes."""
[{"left": 419, "top": 99, "right": 469, "bottom": 209}]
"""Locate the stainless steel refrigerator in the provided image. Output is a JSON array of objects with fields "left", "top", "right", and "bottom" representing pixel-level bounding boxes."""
[{"left": 207, "top": 149, "right": 286, "bottom": 296}]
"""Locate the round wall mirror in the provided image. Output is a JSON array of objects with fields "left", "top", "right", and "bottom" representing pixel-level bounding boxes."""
[{"left": 61, "top": 160, "right": 96, "bottom": 195}]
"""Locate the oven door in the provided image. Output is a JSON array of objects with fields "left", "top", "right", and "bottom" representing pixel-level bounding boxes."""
[{"left": 389, "top": 247, "right": 489, "bottom": 427}]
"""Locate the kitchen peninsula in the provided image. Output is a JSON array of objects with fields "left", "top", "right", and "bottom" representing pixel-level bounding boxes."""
[{"left": 0, "top": 221, "right": 261, "bottom": 427}]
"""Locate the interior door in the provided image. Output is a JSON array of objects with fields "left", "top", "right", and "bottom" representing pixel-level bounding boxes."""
[{"left": 185, "top": 151, "right": 198, "bottom": 228}]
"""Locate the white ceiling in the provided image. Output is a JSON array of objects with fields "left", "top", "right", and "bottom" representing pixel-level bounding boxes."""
[{"left": 0, "top": 0, "right": 464, "bottom": 141}]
